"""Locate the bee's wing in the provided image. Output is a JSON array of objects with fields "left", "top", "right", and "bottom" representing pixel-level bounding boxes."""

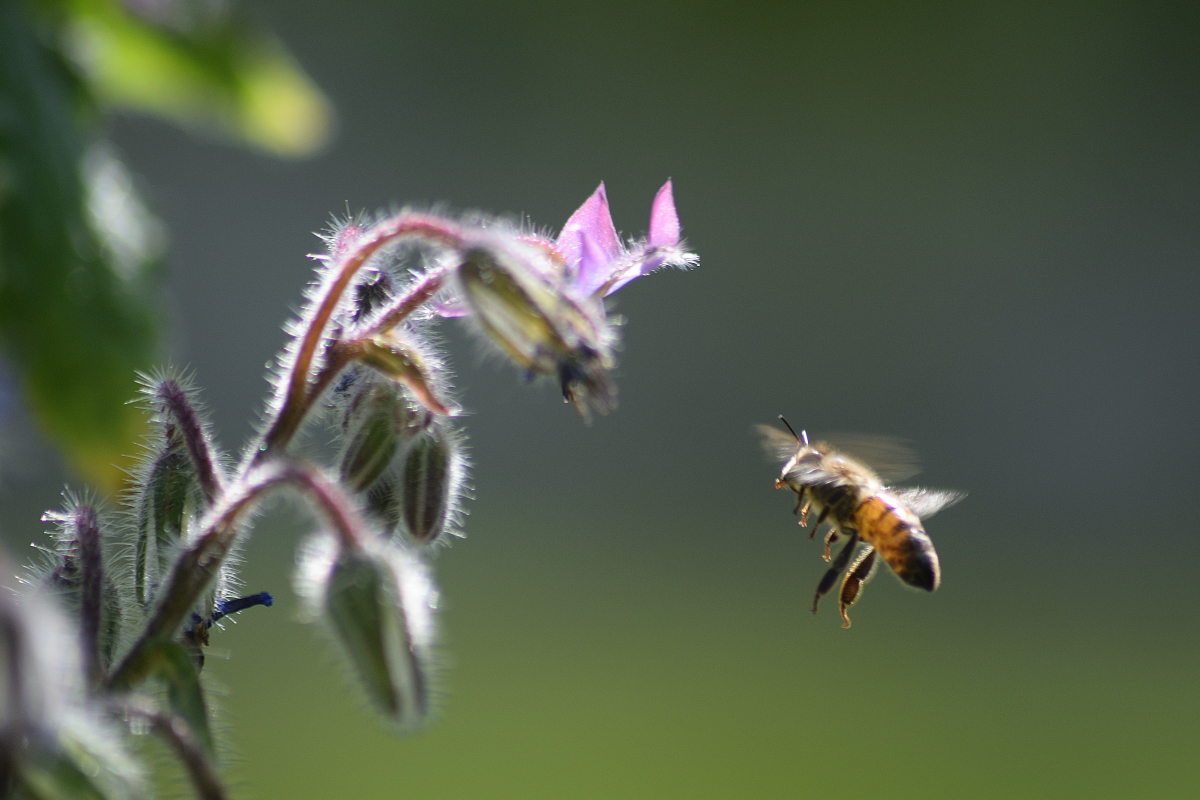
[
  {"left": 821, "top": 433, "right": 921, "bottom": 482},
  {"left": 890, "top": 487, "right": 966, "bottom": 519},
  {"left": 756, "top": 424, "right": 800, "bottom": 464}
]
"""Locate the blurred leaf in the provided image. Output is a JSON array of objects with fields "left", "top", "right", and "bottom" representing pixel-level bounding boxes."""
[
  {"left": 0, "top": 0, "right": 330, "bottom": 491},
  {"left": 0, "top": 0, "right": 157, "bottom": 491},
  {"left": 63, "top": 0, "right": 333, "bottom": 157},
  {"left": 18, "top": 751, "right": 113, "bottom": 800}
]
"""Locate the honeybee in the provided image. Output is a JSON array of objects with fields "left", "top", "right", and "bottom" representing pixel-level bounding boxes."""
[{"left": 759, "top": 417, "right": 964, "bottom": 628}]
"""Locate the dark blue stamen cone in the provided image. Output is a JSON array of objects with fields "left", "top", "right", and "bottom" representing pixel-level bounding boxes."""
[{"left": 210, "top": 592, "right": 274, "bottom": 623}]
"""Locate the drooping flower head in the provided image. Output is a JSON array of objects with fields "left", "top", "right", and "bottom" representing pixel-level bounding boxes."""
[
  {"left": 442, "top": 181, "right": 696, "bottom": 420},
  {"left": 452, "top": 240, "right": 617, "bottom": 420}
]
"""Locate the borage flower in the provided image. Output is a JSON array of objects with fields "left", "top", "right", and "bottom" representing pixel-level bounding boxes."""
[
  {"left": 443, "top": 182, "right": 695, "bottom": 420},
  {"left": 554, "top": 180, "right": 696, "bottom": 298},
  {"left": 452, "top": 240, "right": 618, "bottom": 420}
]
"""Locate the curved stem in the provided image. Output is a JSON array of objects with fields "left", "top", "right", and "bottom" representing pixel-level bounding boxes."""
[
  {"left": 246, "top": 262, "right": 451, "bottom": 466},
  {"left": 255, "top": 217, "right": 463, "bottom": 464},
  {"left": 158, "top": 379, "right": 222, "bottom": 503},
  {"left": 108, "top": 463, "right": 366, "bottom": 690}
]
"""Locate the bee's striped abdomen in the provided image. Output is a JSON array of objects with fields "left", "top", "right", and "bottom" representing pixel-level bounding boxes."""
[{"left": 853, "top": 492, "right": 940, "bottom": 591}]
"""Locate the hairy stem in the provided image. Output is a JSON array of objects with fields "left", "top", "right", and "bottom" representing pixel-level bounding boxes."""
[
  {"left": 255, "top": 216, "right": 463, "bottom": 463},
  {"left": 108, "top": 464, "right": 365, "bottom": 690},
  {"left": 143, "top": 711, "right": 228, "bottom": 800},
  {"left": 264, "top": 266, "right": 452, "bottom": 455},
  {"left": 158, "top": 379, "right": 222, "bottom": 503},
  {"left": 74, "top": 505, "right": 104, "bottom": 688}
]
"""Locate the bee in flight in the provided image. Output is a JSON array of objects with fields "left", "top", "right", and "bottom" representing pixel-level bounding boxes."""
[{"left": 759, "top": 417, "right": 964, "bottom": 628}]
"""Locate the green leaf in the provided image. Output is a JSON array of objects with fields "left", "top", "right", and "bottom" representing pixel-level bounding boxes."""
[
  {"left": 64, "top": 0, "right": 333, "bottom": 157},
  {"left": 0, "top": 0, "right": 158, "bottom": 491},
  {"left": 0, "top": 1, "right": 330, "bottom": 488}
]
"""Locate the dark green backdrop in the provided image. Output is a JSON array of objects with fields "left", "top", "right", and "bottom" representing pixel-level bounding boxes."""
[{"left": 4, "top": 1, "right": 1198, "bottom": 797}]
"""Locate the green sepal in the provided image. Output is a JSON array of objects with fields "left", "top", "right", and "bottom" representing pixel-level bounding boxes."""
[{"left": 353, "top": 334, "right": 452, "bottom": 416}]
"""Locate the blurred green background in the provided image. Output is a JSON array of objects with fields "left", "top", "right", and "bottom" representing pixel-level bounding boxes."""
[{"left": 4, "top": 0, "right": 1200, "bottom": 797}]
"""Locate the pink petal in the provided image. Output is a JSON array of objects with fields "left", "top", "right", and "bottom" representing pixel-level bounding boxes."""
[
  {"left": 556, "top": 183, "right": 621, "bottom": 276},
  {"left": 647, "top": 180, "right": 681, "bottom": 248},
  {"left": 575, "top": 230, "right": 615, "bottom": 296},
  {"left": 603, "top": 251, "right": 655, "bottom": 296}
]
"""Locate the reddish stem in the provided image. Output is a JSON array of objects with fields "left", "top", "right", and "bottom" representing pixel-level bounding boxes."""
[
  {"left": 108, "top": 464, "right": 366, "bottom": 690},
  {"left": 256, "top": 216, "right": 463, "bottom": 463}
]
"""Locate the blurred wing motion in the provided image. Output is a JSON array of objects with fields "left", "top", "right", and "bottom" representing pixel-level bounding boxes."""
[
  {"left": 889, "top": 487, "right": 966, "bottom": 519},
  {"left": 822, "top": 433, "right": 921, "bottom": 483},
  {"left": 757, "top": 424, "right": 801, "bottom": 463}
]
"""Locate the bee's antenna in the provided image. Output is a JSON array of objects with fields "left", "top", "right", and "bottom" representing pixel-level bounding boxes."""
[{"left": 778, "top": 416, "right": 809, "bottom": 446}]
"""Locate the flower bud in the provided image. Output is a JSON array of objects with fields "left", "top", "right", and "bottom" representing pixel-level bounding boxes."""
[
  {"left": 454, "top": 243, "right": 617, "bottom": 419},
  {"left": 338, "top": 382, "right": 426, "bottom": 495},
  {"left": 297, "top": 537, "right": 437, "bottom": 729},
  {"left": 400, "top": 420, "right": 467, "bottom": 547},
  {"left": 37, "top": 501, "right": 124, "bottom": 677},
  {"left": 134, "top": 441, "right": 195, "bottom": 607},
  {"left": 363, "top": 466, "right": 404, "bottom": 533}
]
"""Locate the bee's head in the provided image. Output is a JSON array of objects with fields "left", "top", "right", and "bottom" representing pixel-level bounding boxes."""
[
  {"left": 773, "top": 416, "right": 818, "bottom": 487},
  {"left": 777, "top": 445, "right": 822, "bottom": 488}
]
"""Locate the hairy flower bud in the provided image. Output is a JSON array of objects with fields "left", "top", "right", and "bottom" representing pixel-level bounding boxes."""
[
  {"left": 336, "top": 370, "right": 467, "bottom": 544},
  {"left": 401, "top": 420, "right": 466, "bottom": 547},
  {"left": 134, "top": 438, "right": 196, "bottom": 607},
  {"left": 454, "top": 243, "right": 617, "bottom": 419},
  {"left": 37, "top": 500, "right": 123, "bottom": 678},
  {"left": 338, "top": 382, "right": 427, "bottom": 495},
  {"left": 342, "top": 404, "right": 400, "bottom": 494},
  {"left": 296, "top": 537, "right": 437, "bottom": 729}
]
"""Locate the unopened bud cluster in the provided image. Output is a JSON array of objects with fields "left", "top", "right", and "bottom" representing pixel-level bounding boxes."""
[{"left": 2, "top": 181, "right": 694, "bottom": 797}]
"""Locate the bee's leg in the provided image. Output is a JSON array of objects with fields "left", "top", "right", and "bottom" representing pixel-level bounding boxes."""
[
  {"left": 809, "top": 506, "right": 830, "bottom": 540},
  {"left": 838, "top": 547, "right": 877, "bottom": 629},
  {"left": 792, "top": 487, "right": 806, "bottom": 515},
  {"left": 812, "top": 532, "right": 860, "bottom": 614},
  {"left": 792, "top": 489, "right": 811, "bottom": 526},
  {"left": 822, "top": 528, "right": 840, "bottom": 562}
]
